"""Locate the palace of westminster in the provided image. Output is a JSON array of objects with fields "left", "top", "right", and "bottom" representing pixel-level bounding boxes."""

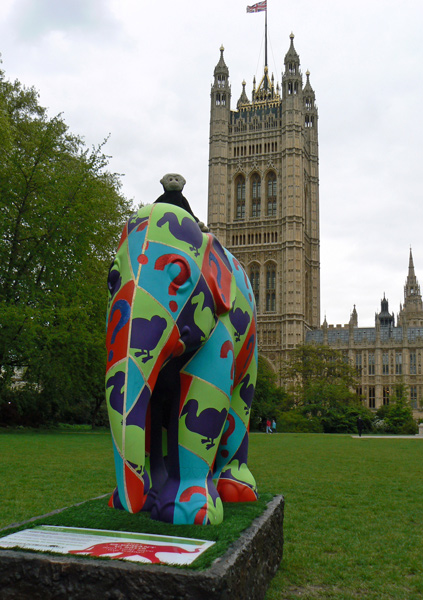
[{"left": 207, "top": 34, "right": 423, "bottom": 415}]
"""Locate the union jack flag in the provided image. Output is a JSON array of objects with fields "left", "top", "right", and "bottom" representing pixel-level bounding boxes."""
[{"left": 246, "top": 1, "right": 267, "bottom": 12}]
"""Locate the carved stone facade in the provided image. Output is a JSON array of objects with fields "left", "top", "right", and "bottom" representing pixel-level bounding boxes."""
[
  {"left": 307, "top": 251, "right": 423, "bottom": 414},
  {"left": 207, "top": 35, "right": 320, "bottom": 375}
]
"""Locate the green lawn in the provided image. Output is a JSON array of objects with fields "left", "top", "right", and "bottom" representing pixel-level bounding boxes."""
[
  {"left": 0, "top": 430, "right": 115, "bottom": 528},
  {"left": 1, "top": 430, "right": 422, "bottom": 598}
]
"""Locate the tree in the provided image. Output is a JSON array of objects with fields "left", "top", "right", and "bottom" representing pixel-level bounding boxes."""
[
  {"left": 0, "top": 64, "right": 132, "bottom": 425},
  {"left": 250, "top": 356, "right": 292, "bottom": 430},
  {"left": 376, "top": 382, "right": 417, "bottom": 435},
  {"left": 282, "top": 344, "right": 358, "bottom": 408},
  {"left": 281, "top": 344, "right": 371, "bottom": 432}
]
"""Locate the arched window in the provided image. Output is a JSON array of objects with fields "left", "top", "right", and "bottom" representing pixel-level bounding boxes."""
[
  {"left": 266, "top": 172, "right": 276, "bottom": 216},
  {"left": 235, "top": 175, "right": 245, "bottom": 219},
  {"left": 250, "top": 264, "right": 260, "bottom": 311},
  {"left": 251, "top": 173, "right": 261, "bottom": 218},
  {"left": 266, "top": 265, "right": 276, "bottom": 312}
]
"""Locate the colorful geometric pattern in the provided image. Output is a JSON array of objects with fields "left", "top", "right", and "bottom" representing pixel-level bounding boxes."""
[{"left": 105, "top": 203, "right": 258, "bottom": 525}]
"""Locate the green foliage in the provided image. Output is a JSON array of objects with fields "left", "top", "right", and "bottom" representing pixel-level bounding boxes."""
[
  {"left": 277, "top": 410, "right": 323, "bottom": 433},
  {"left": 282, "top": 344, "right": 358, "bottom": 393},
  {"left": 0, "top": 64, "right": 132, "bottom": 426},
  {"left": 301, "top": 379, "right": 358, "bottom": 415},
  {"left": 281, "top": 344, "right": 364, "bottom": 432},
  {"left": 251, "top": 356, "right": 292, "bottom": 429},
  {"left": 319, "top": 404, "right": 374, "bottom": 434},
  {"left": 376, "top": 384, "right": 418, "bottom": 435}
]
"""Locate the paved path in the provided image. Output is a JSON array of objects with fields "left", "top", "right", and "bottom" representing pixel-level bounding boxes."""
[{"left": 352, "top": 434, "right": 423, "bottom": 439}]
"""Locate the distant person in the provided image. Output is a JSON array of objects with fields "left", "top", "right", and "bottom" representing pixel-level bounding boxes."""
[
  {"left": 357, "top": 416, "right": 364, "bottom": 437},
  {"left": 272, "top": 419, "right": 276, "bottom": 433},
  {"left": 266, "top": 418, "right": 272, "bottom": 434}
]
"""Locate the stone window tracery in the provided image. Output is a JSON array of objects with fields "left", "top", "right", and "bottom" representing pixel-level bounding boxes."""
[
  {"left": 266, "top": 265, "right": 276, "bottom": 312},
  {"left": 267, "top": 172, "right": 277, "bottom": 216},
  {"left": 410, "top": 351, "right": 417, "bottom": 375},
  {"left": 368, "top": 352, "right": 375, "bottom": 375},
  {"left": 235, "top": 175, "right": 245, "bottom": 219},
  {"left": 382, "top": 352, "right": 389, "bottom": 375},
  {"left": 251, "top": 173, "right": 261, "bottom": 218},
  {"left": 250, "top": 264, "right": 260, "bottom": 311}
]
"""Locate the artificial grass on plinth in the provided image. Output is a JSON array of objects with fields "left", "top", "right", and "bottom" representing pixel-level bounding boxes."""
[{"left": 0, "top": 492, "right": 273, "bottom": 571}]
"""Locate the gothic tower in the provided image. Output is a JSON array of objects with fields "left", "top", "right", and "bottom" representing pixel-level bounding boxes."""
[
  {"left": 398, "top": 249, "right": 423, "bottom": 327},
  {"left": 208, "top": 34, "right": 320, "bottom": 373}
]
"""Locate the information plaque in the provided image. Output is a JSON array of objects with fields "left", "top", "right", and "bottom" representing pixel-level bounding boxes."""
[{"left": 0, "top": 525, "right": 214, "bottom": 565}]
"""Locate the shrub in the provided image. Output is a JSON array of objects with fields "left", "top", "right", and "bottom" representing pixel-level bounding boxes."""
[
  {"left": 376, "top": 400, "right": 417, "bottom": 435},
  {"left": 277, "top": 410, "right": 323, "bottom": 433},
  {"left": 319, "top": 405, "right": 374, "bottom": 434}
]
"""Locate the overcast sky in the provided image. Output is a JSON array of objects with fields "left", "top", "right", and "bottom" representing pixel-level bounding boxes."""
[{"left": 1, "top": 0, "right": 423, "bottom": 327}]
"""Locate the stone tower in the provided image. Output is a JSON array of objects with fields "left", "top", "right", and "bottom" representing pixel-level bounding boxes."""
[
  {"left": 398, "top": 249, "right": 423, "bottom": 327},
  {"left": 208, "top": 34, "right": 320, "bottom": 373}
]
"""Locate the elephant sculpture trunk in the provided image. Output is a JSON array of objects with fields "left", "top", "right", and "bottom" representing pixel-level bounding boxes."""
[{"left": 105, "top": 201, "right": 258, "bottom": 525}]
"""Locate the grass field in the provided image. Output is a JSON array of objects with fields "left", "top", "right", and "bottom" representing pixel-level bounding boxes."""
[{"left": 1, "top": 430, "right": 423, "bottom": 599}]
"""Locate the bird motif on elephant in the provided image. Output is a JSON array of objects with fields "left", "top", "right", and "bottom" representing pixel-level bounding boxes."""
[
  {"left": 180, "top": 398, "right": 228, "bottom": 450},
  {"left": 130, "top": 315, "right": 168, "bottom": 363},
  {"left": 157, "top": 212, "right": 204, "bottom": 257}
]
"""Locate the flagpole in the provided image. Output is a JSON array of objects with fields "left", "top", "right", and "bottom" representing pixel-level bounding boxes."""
[{"left": 265, "top": 4, "right": 268, "bottom": 68}]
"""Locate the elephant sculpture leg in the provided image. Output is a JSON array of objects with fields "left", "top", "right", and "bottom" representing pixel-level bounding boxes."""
[
  {"left": 214, "top": 370, "right": 258, "bottom": 502},
  {"left": 141, "top": 353, "right": 193, "bottom": 512},
  {"left": 151, "top": 320, "right": 234, "bottom": 525},
  {"left": 212, "top": 313, "right": 258, "bottom": 502},
  {"left": 106, "top": 358, "right": 150, "bottom": 514},
  {"left": 212, "top": 257, "right": 259, "bottom": 503}
]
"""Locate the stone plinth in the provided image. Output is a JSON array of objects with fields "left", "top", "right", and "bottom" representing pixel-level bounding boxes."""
[{"left": 0, "top": 495, "right": 284, "bottom": 600}]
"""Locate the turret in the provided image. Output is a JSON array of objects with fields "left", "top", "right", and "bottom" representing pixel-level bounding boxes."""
[
  {"left": 376, "top": 295, "right": 395, "bottom": 329},
  {"left": 349, "top": 305, "right": 358, "bottom": 327},
  {"left": 398, "top": 249, "right": 423, "bottom": 327},
  {"left": 237, "top": 80, "right": 250, "bottom": 109},
  {"left": 211, "top": 45, "right": 231, "bottom": 109},
  {"left": 303, "top": 70, "right": 318, "bottom": 130},
  {"left": 282, "top": 33, "right": 302, "bottom": 99},
  {"left": 404, "top": 248, "right": 421, "bottom": 302},
  {"left": 208, "top": 46, "right": 231, "bottom": 239}
]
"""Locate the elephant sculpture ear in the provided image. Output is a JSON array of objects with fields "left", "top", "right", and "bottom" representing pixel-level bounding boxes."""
[{"left": 202, "top": 235, "right": 234, "bottom": 316}]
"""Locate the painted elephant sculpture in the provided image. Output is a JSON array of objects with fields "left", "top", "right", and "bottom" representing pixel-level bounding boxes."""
[{"left": 105, "top": 202, "right": 258, "bottom": 525}]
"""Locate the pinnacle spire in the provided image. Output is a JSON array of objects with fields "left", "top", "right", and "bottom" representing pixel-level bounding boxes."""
[
  {"left": 214, "top": 45, "right": 229, "bottom": 77},
  {"left": 404, "top": 247, "right": 420, "bottom": 299},
  {"left": 398, "top": 248, "right": 423, "bottom": 326},
  {"left": 237, "top": 80, "right": 250, "bottom": 108},
  {"left": 304, "top": 70, "right": 314, "bottom": 92},
  {"left": 408, "top": 247, "right": 415, "bottom": 277},
  {"left": 285, "top": 32, "right": 299, "bottom": 62}
]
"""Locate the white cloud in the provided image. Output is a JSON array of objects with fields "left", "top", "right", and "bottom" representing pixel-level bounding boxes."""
[{"left": 2, "top": 0, "right": 423, "bottom": 326}]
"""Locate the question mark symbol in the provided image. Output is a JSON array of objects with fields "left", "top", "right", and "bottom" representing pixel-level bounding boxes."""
[
  {"left": 108, "top": 299, "right": 131, "bottom": 361},
  {"left": 220, "top": 413, "right": 235, "bottom": 459},
  {"left": 154, "top": 254, "right": 191, "bottom": 312},
  {"left": 220, "top": 340, "right": 235, "bottom": 392}
]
